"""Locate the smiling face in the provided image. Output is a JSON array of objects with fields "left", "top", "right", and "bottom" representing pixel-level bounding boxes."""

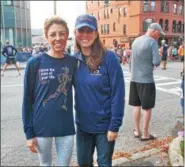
[
  {"left": 46, "top": 23, "right": 68, "bottom": 53},
  {"left": 75, "top": 27, "right": 98, "bottom": 49}
]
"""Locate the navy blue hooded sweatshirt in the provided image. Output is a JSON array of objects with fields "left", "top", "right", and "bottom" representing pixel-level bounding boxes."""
[
  {"left": 73, "top": 50, "right": 125, "bottom": 133},
  {"left": 22, "top": 52, "right": 77, "bottom": 140}
]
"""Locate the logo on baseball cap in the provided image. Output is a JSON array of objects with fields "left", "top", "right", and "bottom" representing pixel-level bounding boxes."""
[{"left": 75, "top": 14, "right": 97, "bottom": 31}]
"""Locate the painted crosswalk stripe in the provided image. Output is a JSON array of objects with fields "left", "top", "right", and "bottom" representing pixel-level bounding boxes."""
[
  {"left": 1, "top": 84, "right": 23, "bottom": 88},
  {"left": 156, "top": 81, "right": 181, "bottom": 86}
]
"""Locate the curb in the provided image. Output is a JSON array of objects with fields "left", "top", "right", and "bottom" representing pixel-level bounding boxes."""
[
  {"left": 168, "top": 136, "right": 184, "bottom": 166},
  {"left": 112, "top": 148, "right": 160, "bottom": 166}
]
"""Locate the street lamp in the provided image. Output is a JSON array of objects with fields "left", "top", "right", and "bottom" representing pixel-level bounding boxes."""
[{"left": 54, "top": 0, "right": 57, "bottom": 15}]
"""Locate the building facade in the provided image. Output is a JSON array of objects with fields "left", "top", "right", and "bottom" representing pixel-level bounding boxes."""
[
  {"left": 86, "top": 0, "right": 184, "bottom": 48},
  {"left": 1, "top": 0, "right": 32, "bottom": 48}
]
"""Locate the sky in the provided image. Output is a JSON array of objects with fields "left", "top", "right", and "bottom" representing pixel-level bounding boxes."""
[{"left": 30, "top": 1, "right": 86, "bottom": 37}]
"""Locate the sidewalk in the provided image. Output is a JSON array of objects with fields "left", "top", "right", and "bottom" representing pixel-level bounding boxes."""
[
  {"left": 112, "top": 117, "right": 184, "bottom": 167},
  {"left": 112, "top": 137, "right": 172, "bottom": 166}
]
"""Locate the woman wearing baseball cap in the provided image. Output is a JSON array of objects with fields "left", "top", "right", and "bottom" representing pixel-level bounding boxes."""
[{"left": 73, "top": 14, "right": 125, "bottom": 167}]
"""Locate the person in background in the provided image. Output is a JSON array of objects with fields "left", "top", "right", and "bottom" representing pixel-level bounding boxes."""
[
  {"left": 167, "top": 45, "right": 172, "bottom": 60},
  {"left": 180, "top": 71, "right": 184, "bottom": 115},
  {"left": 116, "top": 45, "right": 123, "bottom": 63},
  {"left": 178, "top": 41, "right": 184, "bottom": 74},
  {"left": 73, "top": 14, "right": 125, "bottom": 167},
  {"left": 1, "top": 40, "right": 21, "bottom": 76},
  {"left": 22, "top": 16, "right": 77, "bottom": 166},
  {"left": 171, "top": 46, "right": 178, "bottom": 60},
  {"left": 160, "top": 40, "right": 168, "bottom": 70},
  {"left": 129, "top": 23, "right": 162, "bottom": 141}
]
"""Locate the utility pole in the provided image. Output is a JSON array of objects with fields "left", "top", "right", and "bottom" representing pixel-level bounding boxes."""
[{"left": 54, "top": 0, "right": 57, "bottom": 15}]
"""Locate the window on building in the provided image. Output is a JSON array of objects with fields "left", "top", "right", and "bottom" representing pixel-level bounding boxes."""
[
  {"left": 104, "top": 24, "right": 107, "bottom": 34},
  {"left": 98, "top": 12, "right": 100, "bottom": 20},
  {"left": 161, "top": 1, "right": 169, "bottom": 13},
  {"left": 107, "top": 9, "right": 109, "bottom": 18},
  {"left": 1, "top": 29, "right": 5, "bottom": 46},
  {"left": 143, "top": 18, "right": 154, "bottom": 32},
  {"left": 159, "top": 19, "right": 163, "bottom": 29},
  {"left": 150, "top": 0, "right": 155, "bottom": 12},
  {"left": 164, "top": 20, "right": 169, "bottom": 31},
  {"left": 8, "top": 28, "right": 14, "bottom": 45},
  {"left": 179, "top": 4, "right": 183, "bottom": 15},
  {"left": 104, "top": 0, "right": 109, "bottom": 5},
  {"left": 177, "top": 21, "right": 182, "bottom": 33},
  {"left": 91, "top": 0, "right": 93, "bottom": 3},
  {"left": 101, "top": 25, "right": 103, "bottom": 34},
  {"left": 98, "top": 0, "right": 100, "bottom": 6},
  {"left": 172, "top": 20, "right": 177, "bottom": 32},
  {"left": 104, "top": 10, "right": 106, "bottom": 19},
  {"left": 7, "top": 0, "right": 12, "bottom": 5},
  {"left": 123, "top": 7, "right": 127, "bottom": 16},
  {"left": 110, "top": 8, "right": 113, "bottom": 14},
  {"left": 173, "top": 3, "right": 177, "bottom": 14},
  {"left": 113, "top": 23, "right": 116, "bottom": 31},
  {"left": 165, "top": 2, "right": 169, "bottom": 12},
  {"left": 143, "top": 0, "right": 149, "bottom": 12},
  {"left": 107, "top": 24, "right": 109, "bottom": 34},
  {"left": 123, "top": 24, "right": 126, "bottom": 34},
  {"left": 86, "top": 2, "right": 88, "bottom": 10},
  {"left": 182, "top": 23, "right": 184, "bottom": 33},
  {"left": 119, "top": 7, "right": 122, "bottom": 16}
]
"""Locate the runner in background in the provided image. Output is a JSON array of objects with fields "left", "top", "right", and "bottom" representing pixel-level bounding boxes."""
[{"left": 1, "top": 40, "right": 21, "bottom": 76}]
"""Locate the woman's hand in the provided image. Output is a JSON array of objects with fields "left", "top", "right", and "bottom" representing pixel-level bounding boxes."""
[
  {"left": 26, "top": 137, "right": 38, "bottom": 153},
  {"left": 107, "top": 131, "right": 118, "bottom": 141}
]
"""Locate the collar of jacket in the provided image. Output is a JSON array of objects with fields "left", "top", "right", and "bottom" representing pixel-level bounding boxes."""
[{"left": 75, "top": 51, "right": 86, "bottom": 63}]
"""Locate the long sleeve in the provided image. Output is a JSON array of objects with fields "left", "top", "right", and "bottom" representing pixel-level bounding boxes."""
[
  {"left": 2, "top": 47, "right": 6, "bottom": 57},
  {"left": 107, "top": 52, "right": 125, "bottom": 132},
  {"left": 22, "top": 57, "right": 38, "bottom": 140}
]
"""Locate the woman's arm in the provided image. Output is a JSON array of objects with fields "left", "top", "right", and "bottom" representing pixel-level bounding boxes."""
[
  {"left": 106, "top": 51, "right": 125, "bottom": 133},
  {"left": 22, "top": 57, "right": 39, "bottom": 140}
]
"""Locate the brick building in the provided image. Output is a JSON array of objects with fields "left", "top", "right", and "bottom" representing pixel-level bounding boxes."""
[{"left": 86, "top": 0, "right": 184, "bottom": 48}]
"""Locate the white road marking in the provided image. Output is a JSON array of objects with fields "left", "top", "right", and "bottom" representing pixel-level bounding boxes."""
[
  {"left": 1, "top": 84, "right": 23, "bottom": 88},
  {"left": 123, "top": 70, "right": 182, "bottom": 96},
  {"left": 156, "top": 81, "right": 181, "bottom": 86},
  {"left": 156, "top": 87, "right": 181, "bottom": 96}
]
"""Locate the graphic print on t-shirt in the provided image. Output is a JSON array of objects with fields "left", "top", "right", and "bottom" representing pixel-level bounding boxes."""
[
  {"left": 41, "top": 67, "right": 72, "bottom": 110},
  {"left": 7, "top": 47, "right": 13, "bottom": 56}
]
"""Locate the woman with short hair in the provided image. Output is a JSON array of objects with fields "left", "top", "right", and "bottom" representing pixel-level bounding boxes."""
[{"left": 22, "top": 16, "right": 76, "bottom": 166}]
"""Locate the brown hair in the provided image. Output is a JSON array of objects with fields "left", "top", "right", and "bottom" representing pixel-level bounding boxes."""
[
  {"left": 44, "top": 16, "right": 69, "bottom": 38},
  {"left": 75, "top": 33, "right": 106, "bottom": 71}
]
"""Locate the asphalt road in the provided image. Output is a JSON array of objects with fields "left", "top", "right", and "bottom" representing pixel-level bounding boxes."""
[{"left": 1, "top": 62, "right": 183, "bottom": 166}]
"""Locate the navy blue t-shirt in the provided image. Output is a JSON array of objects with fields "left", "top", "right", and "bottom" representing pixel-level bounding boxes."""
[
  {"left": 2, "top": 45, "right": 17, "bottom": 58},
  {"left": 22, "top": 52, "right": 77, "bottom": 139}
]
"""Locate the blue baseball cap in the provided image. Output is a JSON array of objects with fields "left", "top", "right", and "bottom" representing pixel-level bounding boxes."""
[{"left": 75, "top": 14, "right": 97, "bottom": 31}]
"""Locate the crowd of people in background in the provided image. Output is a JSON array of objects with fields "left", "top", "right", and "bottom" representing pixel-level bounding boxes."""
[{"left": 106, "top": 45, "right": 132, "bottom": 64}]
